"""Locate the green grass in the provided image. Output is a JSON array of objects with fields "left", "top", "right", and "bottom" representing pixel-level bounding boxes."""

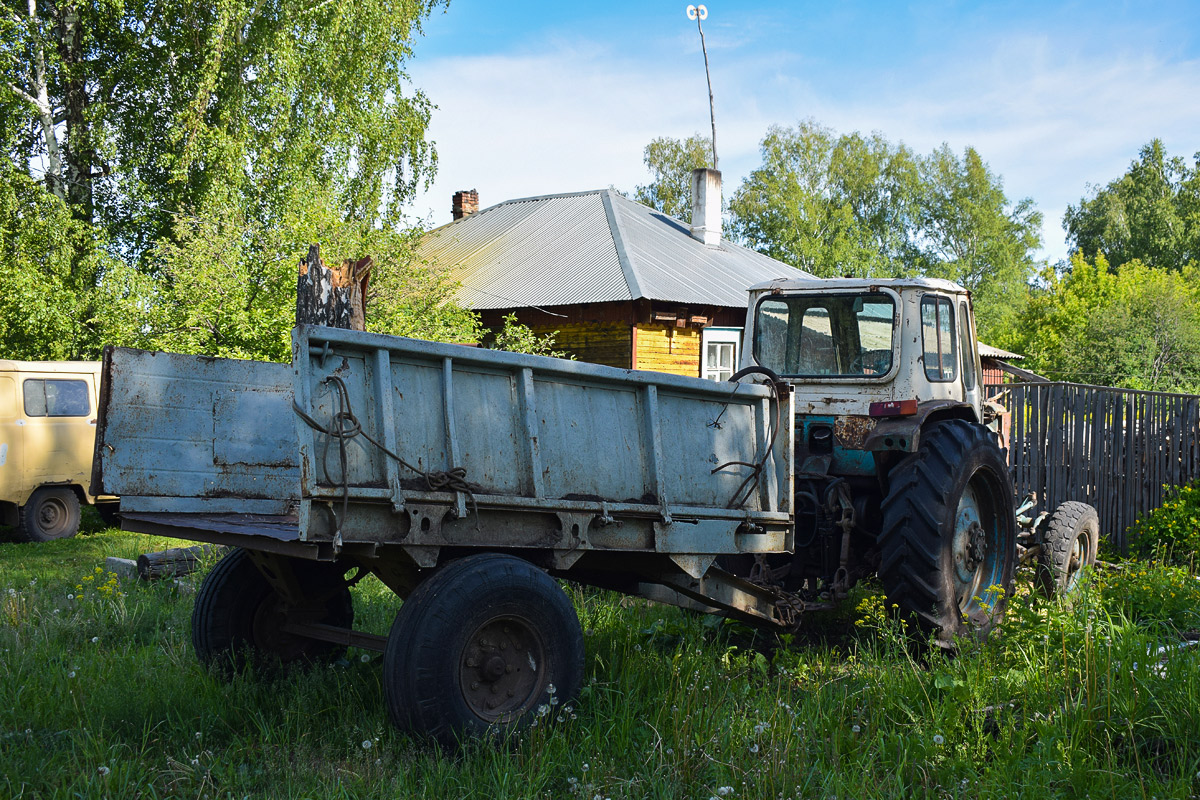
[{"left": 3, "top": 530, "right": 1200, "bottom": 799}]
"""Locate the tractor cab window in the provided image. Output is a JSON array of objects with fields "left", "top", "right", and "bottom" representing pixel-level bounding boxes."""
[
  {"left": 754, "top": 293, "right": 895, "bottom": 378},
  {"left": 921, "top": 295, "right": 957, "bottom": 382}
]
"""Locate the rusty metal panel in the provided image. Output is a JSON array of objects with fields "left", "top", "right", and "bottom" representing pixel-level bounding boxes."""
[
  {"left": 292, "top": 325, "right": 794, "bottom": 551},
  {"left": 96, "top": 348, "right": 299, "bottom": 508},
  {"left": 96, "top": 329, "right": 795, "bottom": 559}
]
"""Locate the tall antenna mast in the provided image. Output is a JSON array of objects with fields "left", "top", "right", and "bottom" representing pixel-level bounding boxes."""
[{"left": 687, "top": 4, "right": 718, "bottom": 170}]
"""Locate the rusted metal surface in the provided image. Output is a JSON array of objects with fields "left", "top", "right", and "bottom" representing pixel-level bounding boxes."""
[
  {"left": 94, "top": 347, "right": 298, "bottom": 509},
  {"left": 834, "top": 415, "right": 876, "bottom": 450},
  {"left": 290, "top": 325, "right": 794, "bottom": 552},
  {"left": 95, "top": 325, "right": 802, "bottom": 627}
]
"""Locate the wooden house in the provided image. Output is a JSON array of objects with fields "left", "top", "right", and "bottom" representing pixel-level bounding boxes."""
[{"left": 419, "top": 170, "right": 812, "bottom": 380}]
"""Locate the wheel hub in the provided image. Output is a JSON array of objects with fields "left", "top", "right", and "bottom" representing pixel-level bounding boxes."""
[
  {"left": 38, "top": 498, "right": 67, "bottom": 532},
  {"left": 460, "top": 617, "right": 547, "bottom": 722},
  {"left": 952, "top": 481, "right": 996, "bottom": 613}
]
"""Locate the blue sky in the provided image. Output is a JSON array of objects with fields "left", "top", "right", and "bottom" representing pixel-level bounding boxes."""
[{"left": 404, "top": 1, "right": 1200, "bottom": 263}]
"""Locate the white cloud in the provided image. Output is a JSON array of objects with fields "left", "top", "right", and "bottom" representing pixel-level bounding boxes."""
[{"left": 407, "top": 27, "right": 1200, "bottom": 263}]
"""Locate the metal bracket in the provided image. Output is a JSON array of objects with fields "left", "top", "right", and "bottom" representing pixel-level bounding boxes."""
[
  {"left": 311, "top": 341, "right": 333, "bottom": 369},
  {"left": 406, "top": 503, "right": 450, "bottom": 542}
]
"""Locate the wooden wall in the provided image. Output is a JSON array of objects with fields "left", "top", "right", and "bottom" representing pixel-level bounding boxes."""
[
  {"left": 539, "top": 322, "right": 632, "bottom": 369},
  {"left": 633, "top": 324, "right": 701, "bottom": 377}
]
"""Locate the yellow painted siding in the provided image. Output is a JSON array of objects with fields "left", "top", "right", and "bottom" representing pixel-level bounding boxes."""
[
  {"left": 531, "top": 323, "right": 632, "bottom": 368},
  {"left": 633, "top": 324, "right": 701, "bottom": 377}
]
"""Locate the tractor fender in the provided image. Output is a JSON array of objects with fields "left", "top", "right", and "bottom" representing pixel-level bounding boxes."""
[{"left": 862, "top": 399, "right": 978, "bottom": 454}]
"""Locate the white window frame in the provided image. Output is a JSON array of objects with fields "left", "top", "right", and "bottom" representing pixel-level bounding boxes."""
[{"left": 701, "top": 327, "right": 742, "bottom": 382}]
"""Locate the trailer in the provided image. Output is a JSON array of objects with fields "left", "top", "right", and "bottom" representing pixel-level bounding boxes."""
[
  {"left": 95, "top": 277, "right": 1101, "bottom": 745},
  {"left": 94, "top": 324, "right": 799, "bottom": 744}
]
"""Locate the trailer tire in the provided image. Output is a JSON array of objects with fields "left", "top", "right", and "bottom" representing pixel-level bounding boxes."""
[
  {"left": 383, "top": 553, "right": 584, "bottom": 747},
  {"left": 879, "top": 420, "right": 1016, "bottom": 645},
  {"left": 192, "top": 548, "right": 353, "bottom": 674},
  {"left": 15, "top": 486, "right": 81, "bottom": 542},
  {"left": 1037, "top": 501, "right": 1099, "bottom": 599}
]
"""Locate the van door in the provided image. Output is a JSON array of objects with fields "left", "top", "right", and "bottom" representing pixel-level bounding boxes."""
[
  {"left": 20, "top": 374, "right": 95, "bottom": 491},
  {"left": 0, "top": 375, "right": 23, "bottom": 504}
]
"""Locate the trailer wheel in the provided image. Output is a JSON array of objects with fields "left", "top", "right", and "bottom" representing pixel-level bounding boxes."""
[
  {"left": 1037, "top": 501, "right": 1100, "bottom": 599},
  {"left": 15, "top": 486, "right": 81, "bottom": 542},
  {"left": 192, "top": 548, "right": 353, "bottom": 674},
  {"left": 383, "top": 553, "right": 584, "bottom": 746},
  {"left": 879, "top": 420, "right": 1016, "bottom": 644}
]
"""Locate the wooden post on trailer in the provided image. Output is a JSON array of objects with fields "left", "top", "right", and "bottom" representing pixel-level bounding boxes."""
[{"left": 296, "top": 244, "right": 372, "bottom": 330}]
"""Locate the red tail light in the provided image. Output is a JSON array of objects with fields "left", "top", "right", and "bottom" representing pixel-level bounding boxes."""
[{"left": 869, "top": 398, "right": 918, "bottom": 417}]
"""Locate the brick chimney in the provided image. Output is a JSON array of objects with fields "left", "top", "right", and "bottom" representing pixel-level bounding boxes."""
[
  {"left": 452, "top": 189, "right": 479, "bottom": 220},
  {"left": 689, "top": 168, "right": 721, "bottom": 246}
]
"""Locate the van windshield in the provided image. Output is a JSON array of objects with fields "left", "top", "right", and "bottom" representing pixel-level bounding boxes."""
[{"left": 753, "top": 293, "right": 896, "bottom": 378}]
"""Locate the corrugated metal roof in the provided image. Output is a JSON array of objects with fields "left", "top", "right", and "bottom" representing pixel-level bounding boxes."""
[
  {"left": 418, "top": 188, "right": 812, "bottom": 310},
  {"left": 978, "top": 343, "right": 1024, "bottom": 360}
]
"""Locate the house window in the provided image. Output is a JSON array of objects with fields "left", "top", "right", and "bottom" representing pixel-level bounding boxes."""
[{"left": 702, "top": 327, "right": 741, "bottom": 382}]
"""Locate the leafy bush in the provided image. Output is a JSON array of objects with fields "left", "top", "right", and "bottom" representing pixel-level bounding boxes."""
[
  {"left": 1130, "top": 480, "right": 1200, "bottom": 566},
  {"left": 1096, "top": 561, "right": 1200, "bottom": 630}
]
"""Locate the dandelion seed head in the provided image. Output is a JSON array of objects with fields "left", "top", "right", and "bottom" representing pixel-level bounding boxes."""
[
  {"left": 91, "top": 636, "right": 99, "bottom": 644},
  {"left": 749, "top": 743, "right": 759, "bottom": 753},
  {"left": 67, "top": 670, "right": 76, "bottom": 679},
  {"left": 361, "top": 740, "right": 372, "bottom": 750},
  {"left": 718, "top": 787, "right": 734, "bottom": 796},
  {"left": 97, "top": 766, "right": 110, "bottom": 776},
  {"left": 852, "top": 724, "right": 861, "bottom": 734},
  {"left": 360, "top": 654, "right": 370, "bottom": 663},
  {"left": 933, "top": 734, "right": 945, "bottom": 745}
]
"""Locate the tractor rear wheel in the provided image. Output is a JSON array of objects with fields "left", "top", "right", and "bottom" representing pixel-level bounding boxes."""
[{"left": 879, "top": 420, "right": 1016, "bottom": 644}]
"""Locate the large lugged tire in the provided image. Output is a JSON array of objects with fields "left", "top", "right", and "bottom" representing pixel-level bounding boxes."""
[
  {"left": 879, "top": 420, "right": 1017, "bottom": 644},
  {"left": 384, "top": 553, "right": 584, "bottom": 747},
  {"left": 192, "top": 548, "right": 354, "bottom": 674},
  {"left": 15, "top": 486, "right": 81, "bottom": 542},
  {"left": 1037, "top": 501, "right": 1100, "bottom": 599}
]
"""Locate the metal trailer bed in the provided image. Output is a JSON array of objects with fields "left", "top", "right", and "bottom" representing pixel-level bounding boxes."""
[{"left": 93, "top": 326, "right": 801, "bottom": 741}]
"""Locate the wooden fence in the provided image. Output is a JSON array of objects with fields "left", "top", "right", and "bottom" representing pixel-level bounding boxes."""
[{"left": 983, "top": 382, "right": 1200, "bottom": 550}]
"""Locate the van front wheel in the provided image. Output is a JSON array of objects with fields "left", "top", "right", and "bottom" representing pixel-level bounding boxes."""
[{"left": 15, "top": 487, "right": 81, "bottom": 542}]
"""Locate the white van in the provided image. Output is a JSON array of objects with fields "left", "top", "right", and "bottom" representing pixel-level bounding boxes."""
[{"left": 0, "top": 360, "right": 116, "bottom": 541}]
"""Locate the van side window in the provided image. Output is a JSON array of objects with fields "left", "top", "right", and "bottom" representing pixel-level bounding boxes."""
[{"left": 23, "top": 379, "right": 90, "bottom": 417}]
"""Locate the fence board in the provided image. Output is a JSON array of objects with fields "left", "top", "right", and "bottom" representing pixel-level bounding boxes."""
[{"left": 986, "top": 382, "right": 1200, "bottom": 550}]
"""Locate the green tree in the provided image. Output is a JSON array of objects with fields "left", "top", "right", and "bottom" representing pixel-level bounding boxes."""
[
  {"left": 0, "top": 0, "right": 477, "bottom": 361},
  {"left": 916, "top": 145, "right": 1042, "bottom": 341},
  {"left": 634, "top": 135, "right": 712, "bottom": 221},
  {"left": 487, "top": 313, "right": 569, "bottom": 358},
  {"left": 1063, "top": 139, "right": 1200, "bottom": 271},
  {"left": 1017, "top": 254, "right": 1200, "bottom": 393},
  {"left": 2, "top": 0, "right": 444, "bottom": 254},
  {"left": 148, "top": 194, "right": 479, "bottom": 361},
  {"left": 726, "top": 121, "right": 922, "bottom": 278},
  {"left": 718, "top": 121, "right": 1041, "bottom": 337},
  {"left": 0, "top": 163, "right": 113, "bottom": 359}
]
